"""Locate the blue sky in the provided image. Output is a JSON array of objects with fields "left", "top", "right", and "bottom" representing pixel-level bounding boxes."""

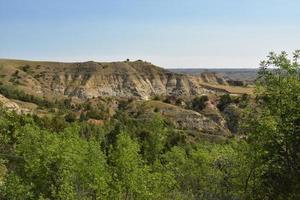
[{"left": 0, "top": 0, "right": 299, "bottom": 68}]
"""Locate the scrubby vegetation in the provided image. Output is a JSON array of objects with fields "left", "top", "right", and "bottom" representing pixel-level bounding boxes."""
[
  {"left": 0, "top": 108, "right": 251, "bottom": 199},
  {"left": 0, "top": 51, "right": 299, "bottom": 199},
  {"left": 191, "top": 95, "right": 209, "bottom": 111},
  {"left": 0, "top": 85, "right": 55, "bottom": 108}
]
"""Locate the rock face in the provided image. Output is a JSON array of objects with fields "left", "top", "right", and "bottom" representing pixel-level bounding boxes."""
[
  {"left": 0, "top": 94, "right": 21, "bottom": 113},
  {"left": 164, "top": 109, "right": 229, "bottom": 136},
  {"left": 0, "top": 59, "right": 225, "bottom": 100},
  {"left": 200, "top": 72, "right": 227, "bottom": 85},
  {"left": 47, "top": 61, "right": 218, "bottom": 99},
  {"left": 127, "top": 100, "right": 230, "bottom": 136}
]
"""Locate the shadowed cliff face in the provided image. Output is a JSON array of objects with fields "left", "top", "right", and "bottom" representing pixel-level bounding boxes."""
[
  {"left": 128, "top": 100, "right": 230, "bottom": 135},
  {"left": 0, "top": 59, "right": 226, "bottom": 99}
]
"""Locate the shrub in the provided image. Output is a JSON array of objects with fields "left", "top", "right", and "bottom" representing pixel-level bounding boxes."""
[
  {"left": 217, "top": 94, "right": 232, "bottom": 111},
  {"left": 191, "top": 95, "right": 209, "bottom": 111}
]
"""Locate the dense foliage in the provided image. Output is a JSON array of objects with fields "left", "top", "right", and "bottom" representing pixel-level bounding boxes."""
[
  {"left": 241, "top": 50, "right": 300, "bottom": 199},
  {"left": 0, "top": 51, "right": 299, "bottom": 199}
]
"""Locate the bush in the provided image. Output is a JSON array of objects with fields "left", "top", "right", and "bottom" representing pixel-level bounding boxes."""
[
  {"left": 0, "top": 85, "right": 53, "bottom": 107},
  {"left": 191, "top": 95, "right": 209, "bottom": 111},
  {"left": 217, "top": 94, "right": 232, "bottom": 111},
  {"left": 64, "top": 112, "right": 77, "bottom": 123}
]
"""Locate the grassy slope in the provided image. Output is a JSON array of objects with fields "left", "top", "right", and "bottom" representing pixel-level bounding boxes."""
[{"left": 200, "top": 82, "right": 254, "bottom": 94}]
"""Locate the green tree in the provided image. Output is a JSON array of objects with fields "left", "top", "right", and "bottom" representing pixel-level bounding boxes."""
[
  {"left": 138, "top": 115, "right": 167, "bottom": 164},
  {"left": 1, "top": 123, "right": 111, "bottom": 199},
  {"left": 163, "top": 142, "right": 249, "bottom": 200},
  {"left": 243, "top": 50, "right": 300, "bottom": 199},
  {"left": 109, "top": 132, "right": 175, "bottom": 199}
]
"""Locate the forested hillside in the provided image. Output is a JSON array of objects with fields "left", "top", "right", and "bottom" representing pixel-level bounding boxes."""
[{"left": 0, "top": 51, "right": 300, "bottom": 199}]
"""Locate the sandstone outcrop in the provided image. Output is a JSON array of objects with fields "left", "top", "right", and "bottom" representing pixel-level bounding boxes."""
[{"left": 0, "top": 59, "right": 226, "bottom": 99}]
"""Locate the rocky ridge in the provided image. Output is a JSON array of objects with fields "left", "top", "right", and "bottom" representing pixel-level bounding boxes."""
[{"left": 0, "top": 59, "right": 228, "bottom": 100}]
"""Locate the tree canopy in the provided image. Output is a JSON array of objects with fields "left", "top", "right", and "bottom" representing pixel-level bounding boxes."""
[{"left": 0, "top": 50, "right": 300, "bottom": 199}]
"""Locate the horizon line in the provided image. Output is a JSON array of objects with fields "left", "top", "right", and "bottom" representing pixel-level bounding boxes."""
[{"left": 0, "top": 57, "right": 260, "bottom": 69}]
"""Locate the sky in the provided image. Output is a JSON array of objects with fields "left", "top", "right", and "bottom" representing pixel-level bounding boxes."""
[{"left": 0, "top": 0, "right": 299, "bottom": 68}]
